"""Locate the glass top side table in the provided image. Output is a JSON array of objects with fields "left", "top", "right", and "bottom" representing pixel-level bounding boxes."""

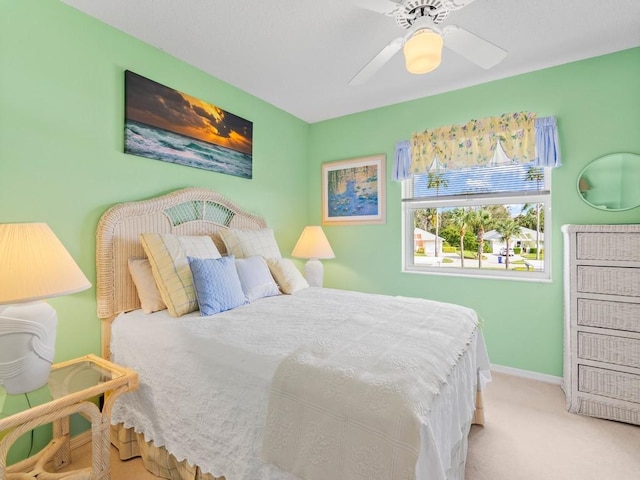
[{"left": 0, "top": 354, "right": 138, "bottom": 480}]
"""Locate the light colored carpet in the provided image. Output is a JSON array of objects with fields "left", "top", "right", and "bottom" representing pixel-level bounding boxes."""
[
  {"left": 466, "top": 372, "right": 640, "bottom": 480},
  {"left": 68, "top": 371, "right": 639, "bottom": 479}
]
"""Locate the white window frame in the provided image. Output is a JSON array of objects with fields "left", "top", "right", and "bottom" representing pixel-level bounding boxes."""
[{"left": 401, "top": 170, "right": 552, "bottom": 282}]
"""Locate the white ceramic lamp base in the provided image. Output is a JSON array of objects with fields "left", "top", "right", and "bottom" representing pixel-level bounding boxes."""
[
  {"left": 0, "top": 302, "right": 57, "bottom": 394},
  {"left": 304, "top": 259, "right": 324, "bottom": 288}
]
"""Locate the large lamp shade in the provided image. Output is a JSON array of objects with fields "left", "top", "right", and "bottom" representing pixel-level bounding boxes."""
[{"left": 0, "top": 223, "right": 91, "bottom": 394}]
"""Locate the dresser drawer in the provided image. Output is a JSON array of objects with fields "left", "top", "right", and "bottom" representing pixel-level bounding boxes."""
[
  {"left": 577, "top": 232, "right": 640, "bottom": 262},
  {"left": 577, "top": 266, "right": 640, "bottom": 297},
  {"left": 579, "top": 398, "right": 640, "bottom": 425},
  {"left": 578, "top": 365, "right": 640, "bottom": 404},
  {"left": 578, "top": 332, "right": 640, "bottom": 368},
  {"left": 578, "top": 299, "right": 640, "bottom": 333}
]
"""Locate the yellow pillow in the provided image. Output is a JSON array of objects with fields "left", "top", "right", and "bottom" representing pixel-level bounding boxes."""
[
  {"left": 266, "top": 258, "right": 309, "bottom": 294},
  {"left": 220, "top": 228, "right": 281, "bottom": 259},
  {"left": 140, "top": 233, "right": 221, "bottom": 317}
]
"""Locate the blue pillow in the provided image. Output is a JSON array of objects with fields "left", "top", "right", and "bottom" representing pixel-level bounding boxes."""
[{"left": 188, "top": 256, "right": 247, "bottom": 316}]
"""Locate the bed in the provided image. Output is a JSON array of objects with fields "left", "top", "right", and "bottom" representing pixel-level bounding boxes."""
[{"left": 95, "top": 187, "right": 491, "bottom": 480}]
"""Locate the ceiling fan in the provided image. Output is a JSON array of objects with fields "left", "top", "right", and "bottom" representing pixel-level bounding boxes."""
[{"left": 350, "top": 0, "right": 508, "bottom": 85}]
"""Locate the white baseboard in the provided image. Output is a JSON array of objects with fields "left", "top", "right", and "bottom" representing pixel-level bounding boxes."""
[{"left": 491, "top": 363, "right": 562, "bottom": 385}]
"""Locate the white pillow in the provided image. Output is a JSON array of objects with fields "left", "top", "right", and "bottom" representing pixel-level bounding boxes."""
[
  {"left": 220, "top": 228, "right": 282, "bottom": 259},
  {"left": 128, "top": 258, "right": 166, "bottom": 313},
  {"left": 266, "top": 258, "right": 309, "bottom": 294},
  {"left": 235, "top": 256, "right": 281, "bottom": 302},
  {"left": 140, "top": 233, "right": 221, "bottom": 317}
]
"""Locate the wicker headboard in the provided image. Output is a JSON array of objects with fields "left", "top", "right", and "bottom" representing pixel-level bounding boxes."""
[{"left": 95, "top": 188, "right": 266, "bottom": 356}]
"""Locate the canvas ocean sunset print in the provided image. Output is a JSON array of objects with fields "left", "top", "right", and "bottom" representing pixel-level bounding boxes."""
[{"left": 124, "top": 71, "right": 253, "bottom": 179}]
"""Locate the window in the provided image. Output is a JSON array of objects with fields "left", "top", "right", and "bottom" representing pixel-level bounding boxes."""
[{"left": 402, "top": 155, "right": 551, "bottom": 280}]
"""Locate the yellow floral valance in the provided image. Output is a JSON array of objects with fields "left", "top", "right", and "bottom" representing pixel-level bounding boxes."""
[{"left": 410, "top": 112, "right": 537, "bottom": 173}]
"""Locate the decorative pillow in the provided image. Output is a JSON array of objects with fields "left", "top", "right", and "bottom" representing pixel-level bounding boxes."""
[
  {"left": 235, "top": 256, "right": 280, "bottom": 302},
  {"left": 140, "top": 233, "right": 221, "bottom": 317},
  {"left": 219, "top": 228, "right": 282, "bottom": 259},
  {"left": 188, "top": 256, "right": 247, "bottom": 316},
  {"left": 266, "top": 258, "right": 309, "bottom": 294},
  {"left": 128, "top": 258, "right": 167, "bottom": 313}
]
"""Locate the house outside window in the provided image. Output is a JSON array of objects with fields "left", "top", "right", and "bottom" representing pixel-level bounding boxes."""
[{"left": 402, "top": 148, "right": 551, "bottom": 281}]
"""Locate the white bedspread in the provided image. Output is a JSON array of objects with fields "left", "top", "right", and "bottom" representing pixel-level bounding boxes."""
[
  {"left": 262, "top": 294, "right": 478, "bottom": 480},
  {"left": 110, "top": 288, "right": 490, "bottom": 480}
]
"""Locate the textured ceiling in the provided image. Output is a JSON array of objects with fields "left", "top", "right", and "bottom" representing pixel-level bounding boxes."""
[{"left": 60, "top": 0, "right": 640, "bottom": 123}]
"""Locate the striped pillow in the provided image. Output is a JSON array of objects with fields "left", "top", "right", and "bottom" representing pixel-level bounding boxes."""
[
  {"left": 140, "top": 233, "right": 221, "bottom": 317},
  {"left": 219, "top": 228, "right": 282, "bottom": 259}
]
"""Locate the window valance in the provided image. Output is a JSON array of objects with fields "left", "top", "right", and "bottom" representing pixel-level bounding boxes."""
[{"left": 395, "top": 113, "right": 560, "bottom": 180}]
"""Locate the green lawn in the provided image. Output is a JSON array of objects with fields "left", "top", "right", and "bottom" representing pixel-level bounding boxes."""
[{"left": 453, "top": 250, "right": 488, "bottom": 260}]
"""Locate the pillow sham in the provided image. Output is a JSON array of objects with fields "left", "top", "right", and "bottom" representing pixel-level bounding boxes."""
[
  {"left": 219, "top": 228, "right": 282, "bottom": 259},
  {"left": 140, "top": 233, "right": 221, "bottom": 317},
  {"left": 266, "top": 257, "right": 309, "bottom": 294},
  {"left": 235, "top": 256, "right": 280, "bottom": 302},
  {"left": 188, "top": 256, "right": 247, "bottom": 316},
  {"left": 128, "top": 258, "right": 167, "bottom": 314}
]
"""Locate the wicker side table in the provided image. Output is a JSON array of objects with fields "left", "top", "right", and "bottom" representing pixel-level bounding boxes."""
[{"left": 0, "top": 354, "right": 138, "bottom": 479}]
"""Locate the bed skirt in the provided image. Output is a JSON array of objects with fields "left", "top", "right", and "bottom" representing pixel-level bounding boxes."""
[
  {"left": 110, "top": 424, "right": 223, "bottom": 480},
  {"left": 110, "top": 390, "right": 485, "bottom": 480}
]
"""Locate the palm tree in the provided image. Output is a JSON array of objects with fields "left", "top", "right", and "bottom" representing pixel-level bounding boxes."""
[
  {"left": 495, "top": 219, "right": 522, "bottom": 269},
  {"left": 427, "top": 172, "right": 449, "bottom": 257},
  {"left": 518, "top": 203, "right": 537, "bottom": 229},
  {"left": 469, "top": 208, "right": 492, "bottom": 268},
  {"left": 414, "top": 208, "right": 437, "bottom": 233},
  {"left": 450, "top": 208, "right": 472, "bottom": 267},
  {"left": 525, "top": 166, "right": 544, "bottom": 260}
]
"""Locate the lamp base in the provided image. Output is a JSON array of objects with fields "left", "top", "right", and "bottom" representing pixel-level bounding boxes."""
[
  {"left": 0, "top": 302, "right": 57, "bottom": 394},
  {"left": 304, "top": 259, "right": 324, "bottom": 288}
]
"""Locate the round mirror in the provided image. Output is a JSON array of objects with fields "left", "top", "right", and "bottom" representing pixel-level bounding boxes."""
[{"left": 577, "top": 152, "right": 640, "bottom": 211}]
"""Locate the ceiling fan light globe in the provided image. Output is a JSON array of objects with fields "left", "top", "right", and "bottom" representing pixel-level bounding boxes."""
[{"left": 403, "top": 28, "right": 443, "bottom": 74}]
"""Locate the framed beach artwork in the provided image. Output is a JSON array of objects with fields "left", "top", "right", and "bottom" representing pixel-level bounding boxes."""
[
  {"left": 322, "top": 154, "right": 386, "bottom": 225},
  {"left": 124, "top": 70, "right": 253, "bottom": 179}
]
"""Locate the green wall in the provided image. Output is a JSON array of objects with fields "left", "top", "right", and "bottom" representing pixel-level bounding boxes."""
[
  {"left": 1, "top": 0, "right": 639, "bottom": 441},
  {"left": 0, "top": 0, "right": 310, "bottom": 361},
  {"left": 309, "top": 47, "right": 640, "bottom": 377},
  {"left": 0, "top": 0, "right": 310, "bottom": 460}
]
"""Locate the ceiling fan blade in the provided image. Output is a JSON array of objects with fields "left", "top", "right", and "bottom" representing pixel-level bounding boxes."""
[
  {"left": 442, "top": 25, "right": 508, "bottom": 69},
  {"left": 349, "top": 36, "right": 404, "bottom": 86},
  {"left": 353, "top": 0, "right": 404, "bottom": 16}
]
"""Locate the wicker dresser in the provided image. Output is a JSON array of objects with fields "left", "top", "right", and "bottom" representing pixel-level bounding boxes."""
[{"left": 562, "top": 224, "right": 640, "bottom": 425}]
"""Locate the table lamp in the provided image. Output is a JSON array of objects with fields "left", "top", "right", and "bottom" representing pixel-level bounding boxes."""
[
  {"left": 0, "top": 223, "right": 91, "bottom": 394},
  {"left": 291, "top": 226, "right": 335, "bottom": 287}
]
